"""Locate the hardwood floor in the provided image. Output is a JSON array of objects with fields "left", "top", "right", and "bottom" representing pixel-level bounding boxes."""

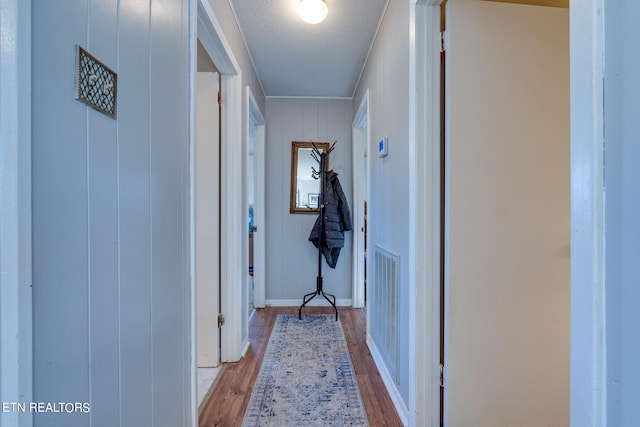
[{"left": 198, "top": 306, "right": 403, "bottom": 427}]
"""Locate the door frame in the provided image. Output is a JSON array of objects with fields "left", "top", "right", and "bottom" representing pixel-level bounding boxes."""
[
  {"left": 351, "top": 90, "right": 370, "bottom": 309},
  {"left": 569, "top": 0, "right": 606, "bottom": 425},
  {"left": 409, "top": 1, "right": 444, "bottom": 426},
  {"left": 194, "top": 0, "right": 244, "bottom": 364},
  {"left": 246, "top": 87, "right": 267, "bottom": 309}
]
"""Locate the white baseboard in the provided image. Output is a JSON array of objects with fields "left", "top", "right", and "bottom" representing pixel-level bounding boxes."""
[
  {"left": 265, "top": 298, "right": 353, "bottom": 307},
  {"left": 240, "top": 336, "right": 250, "bottom": 358},
  {"left": 367, "top": 335, "right": 409, "bottom": 426}
]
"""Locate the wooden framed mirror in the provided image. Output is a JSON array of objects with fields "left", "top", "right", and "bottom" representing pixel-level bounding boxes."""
[{"left": 290, "top": 141, "right": 330, "bottom": 214}]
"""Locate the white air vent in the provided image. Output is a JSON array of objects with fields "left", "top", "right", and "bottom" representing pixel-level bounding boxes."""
[{"left": 371, "top": 245, "right": 400, "bottom": 382}]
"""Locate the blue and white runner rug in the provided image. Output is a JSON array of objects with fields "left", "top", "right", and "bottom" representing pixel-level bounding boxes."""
[{"left": 241, "top": 314, "right": 370, "bottom": 426}]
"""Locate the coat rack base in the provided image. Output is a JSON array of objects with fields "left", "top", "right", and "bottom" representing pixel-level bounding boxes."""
[{"left": 299, "top": 277, "right": 338, "bottom": 321}]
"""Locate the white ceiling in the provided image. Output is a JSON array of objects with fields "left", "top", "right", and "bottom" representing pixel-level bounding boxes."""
[{"left": 230, "top": 0, "right": 388, "bottom": 98}]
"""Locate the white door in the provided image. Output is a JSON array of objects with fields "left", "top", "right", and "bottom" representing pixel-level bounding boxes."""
[{"left": 196, "top": 71, "right": 220, "bottom": 367}]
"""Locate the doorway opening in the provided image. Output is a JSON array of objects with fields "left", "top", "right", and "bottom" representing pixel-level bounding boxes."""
[
  {"left": 195, "top": 38, "right": 222, "bottom": 408},
  {"left": 352, "top": 90, "right": 370, "bottom": 310},
  {"left": 244, "top": 86, "right": 266, "bottom": 342},
  {"left": 193, "top": 0, "right": 246, "bottom": 414},
  {"left": 248, "top": 123, "right": 255, "bottom": 319}
]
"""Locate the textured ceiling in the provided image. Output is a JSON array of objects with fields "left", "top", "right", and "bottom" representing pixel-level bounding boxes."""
[{"left": 230, "top": 0, "right": 388, "bottom": 98}]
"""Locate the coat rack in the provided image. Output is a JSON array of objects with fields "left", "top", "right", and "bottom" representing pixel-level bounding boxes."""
[{"left": 299, "top": 141, "right": 339, "bottom": 321}]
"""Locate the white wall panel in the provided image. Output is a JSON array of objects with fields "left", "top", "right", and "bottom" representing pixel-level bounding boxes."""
[
  {"left": 447, "top": 1, "right": 569, "bottom": 425},
  {"left": 31, "top": 0, "right": 191, "bottom": 425},
  {"left": 117, "top": 1, "right": 153, "bottom": 424},
  {"left": 32, "top": 2, "right": 90, "bottom": 425},
  {"left": 352, "top": 0, "right": 412, "bottom": 408},
  {"left": 149, "top": 0, "right": 191, "bottom": 423},
  {"left": 86, "top": 1, "right": 120, "bottom": 423},
  {"left": 265, "top": 98, "right": 353, "bottom": 302},
  {"left": 603, "top": 1, "right": 640, "bottom": 425},
  {"left": 0, "top": 0, "right": 33, "bottom": 425}
]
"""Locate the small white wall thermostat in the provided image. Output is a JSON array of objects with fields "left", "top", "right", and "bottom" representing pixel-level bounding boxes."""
[{"left": 378, "top": 137, "right": 388, "bottom": 157}]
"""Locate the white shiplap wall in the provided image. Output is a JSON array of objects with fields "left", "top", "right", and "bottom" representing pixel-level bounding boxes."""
[
  {"left": 603, "top": 2, "right": 640, "bottom": 424},
  {"left": 352, "top": 0, "right": 412, "bottom": 412},
  {"left": 31, "top": 0, "right": 191, "bottom": 426},
  {"left": 265, "top": 98, "right": 353, "bottom": 304}
]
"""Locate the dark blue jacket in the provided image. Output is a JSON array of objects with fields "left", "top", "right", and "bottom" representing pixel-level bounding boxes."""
[{"left": 308, "top": 170, "right": 352, "bottom": 268}]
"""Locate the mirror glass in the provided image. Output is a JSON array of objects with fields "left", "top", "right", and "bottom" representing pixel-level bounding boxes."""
[{"left": 290, "top": 141, "right": 330, "bottom": 214}]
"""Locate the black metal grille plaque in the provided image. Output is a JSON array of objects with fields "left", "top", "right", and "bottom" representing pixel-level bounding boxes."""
[{"left": 75, "top": 45, "right": 117, "bottom": 119}]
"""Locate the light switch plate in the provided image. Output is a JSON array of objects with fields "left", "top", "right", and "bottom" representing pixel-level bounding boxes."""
[{"left": 75, "top": 45, "right": 117, "bottom": 119}]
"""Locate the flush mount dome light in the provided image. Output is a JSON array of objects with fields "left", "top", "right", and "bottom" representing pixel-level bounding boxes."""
[{"left": 298, "top": 0, "right": 328, "bottom": 24}]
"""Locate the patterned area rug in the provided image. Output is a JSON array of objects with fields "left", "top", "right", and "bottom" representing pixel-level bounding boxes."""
[{"left": 241, "top": 314, "right": 370, "bottom": 426}]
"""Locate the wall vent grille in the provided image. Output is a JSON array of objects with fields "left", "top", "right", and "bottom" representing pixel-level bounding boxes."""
[{"left": 371, "top": 245, "right": 400, "bottom": 382}]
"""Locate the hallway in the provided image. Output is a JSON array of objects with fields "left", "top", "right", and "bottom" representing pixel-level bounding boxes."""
[
  {"left": 4, "top": 1, "right": 640, "bottom": 426},
  {"left": 198, "top": 307, "right": 402, "bottom": 426}
]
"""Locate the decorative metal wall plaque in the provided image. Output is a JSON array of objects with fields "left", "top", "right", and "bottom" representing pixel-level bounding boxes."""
[{"left": 75, "top": 45, "right": 117, "bottom": 119}]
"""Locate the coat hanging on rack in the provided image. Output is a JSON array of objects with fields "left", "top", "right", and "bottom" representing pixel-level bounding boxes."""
[
  {"left": 308, "top": 170, "right": 352, "bottom": 268},
  {"left": 299, "top": 141, "right": 343, "bottom": 320}
]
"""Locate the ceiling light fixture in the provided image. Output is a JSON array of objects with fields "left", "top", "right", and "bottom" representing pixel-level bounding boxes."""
[{"left": 298, "top": 0, "right": 328, "bottom": 24}]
